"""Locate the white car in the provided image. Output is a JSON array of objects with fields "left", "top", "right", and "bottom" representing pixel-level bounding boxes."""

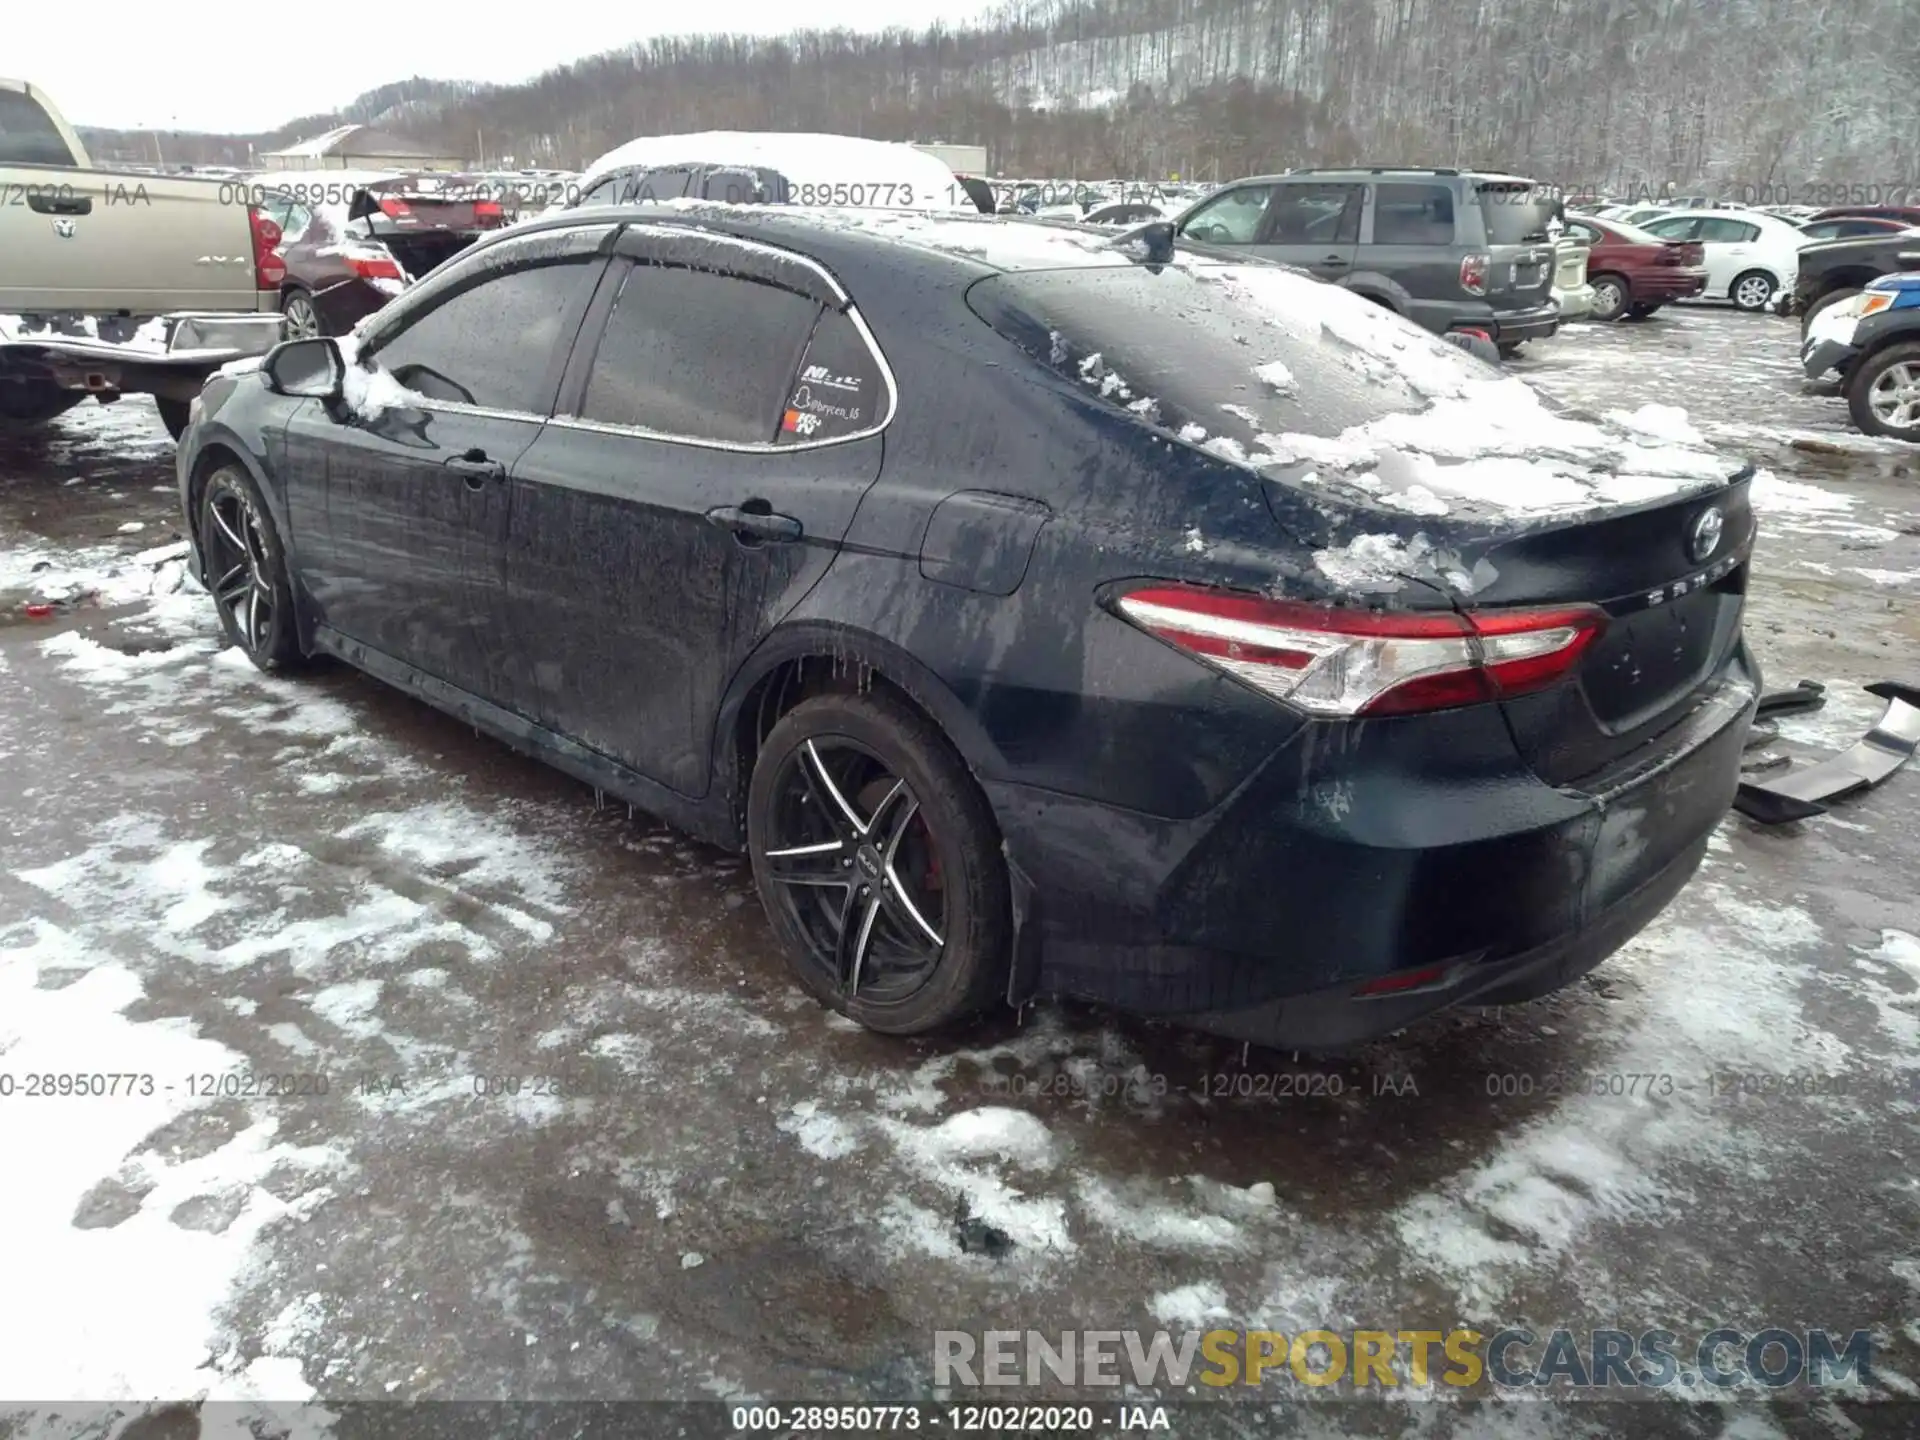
[
  {"left": 1638, "top": 208, "right": 1808, "bottom": 311},
  {"left": 570, "top": 132, "right": 975, "bottom": 214},
  {"left": 1552, "top": 236, "right": 1595, "bottom": 320}
]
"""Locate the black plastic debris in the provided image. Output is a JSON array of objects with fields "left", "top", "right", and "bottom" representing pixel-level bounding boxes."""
[
  {"left": 1734, "top": 681, "right": 1920, "bottom": 825},
  {"left": 1753, "top": 679, "right": 1827, "bottom": 721},
  {"left": 953, "top": 1198, "right": 1014, "bottom": 1258}
]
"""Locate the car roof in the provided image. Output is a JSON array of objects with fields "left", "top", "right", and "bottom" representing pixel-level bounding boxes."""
[
  {"left": 1219, "top": 169, "right": 1537, "bottom": 187},
  {"left": 487, "top": 202, "right": 1161, "bottom": 279}
]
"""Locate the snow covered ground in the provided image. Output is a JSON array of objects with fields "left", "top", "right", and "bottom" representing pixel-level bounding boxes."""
[{"left": 1, "top": 307, "right": 1917, "bottom": 1437}]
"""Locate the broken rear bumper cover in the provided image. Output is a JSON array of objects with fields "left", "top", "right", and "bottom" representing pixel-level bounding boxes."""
[{"left": 1734, "top": 682, "right": 1920, "bottom": 824}]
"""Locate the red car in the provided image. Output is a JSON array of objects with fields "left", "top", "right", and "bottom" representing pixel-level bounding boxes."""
[
  {"left": 1563, "top": 214, "right": 1709, "bottom": 321},
  {"left": 1810, "top": 205, "right": 1920, "bottom": 228}
]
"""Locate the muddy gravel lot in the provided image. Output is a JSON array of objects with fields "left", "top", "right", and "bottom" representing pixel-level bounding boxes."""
[{"left": 1, "top": 307, "right": 1917, "bottom": 1439}]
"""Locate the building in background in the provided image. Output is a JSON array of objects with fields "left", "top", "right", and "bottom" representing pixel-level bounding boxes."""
[{"left": 260, "top": 125, "right": 463, "bottom": 172}]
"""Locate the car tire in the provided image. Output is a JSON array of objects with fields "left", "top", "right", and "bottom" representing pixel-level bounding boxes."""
[
  {"left": 1846, "top": 341, "right": 1920, "bottom": 442},
  {"left": 1625, "top": 303, "right": 1663, "bottom": 320},
  {"left": 1800, "top": 288, "right": 1861, "bottom": 339},
  {"left": 1590, "top": 273, "right": 1630, "bottom": 322},
  {"left": 156, "top": 397, "right": 191, "bottom": 442},
  {"left": 0, "top": 380, "right": 81, "bottom": 433},
  {"left": 748, "top": 689, "right": 1010, "bottom": 1035},
  {"left": 197, "top": 464, "right": 305, "bottom": 672},
  {"left": 1730, "top": 270, "right": 1777, "bottom": 312},
  {"left": 281, "top": 287, "right": 324, "bottom": 340}
]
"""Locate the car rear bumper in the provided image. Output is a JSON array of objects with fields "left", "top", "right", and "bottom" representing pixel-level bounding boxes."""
[
  {"left": 1554, "top": 282, "right": 1596, "bottom": 320},
  {"left": 992, "top": 649, "right": 1757, "bottom": 1051},
  {"left": 1406, "top": 298, "right": 1561, "bottom": 343}
]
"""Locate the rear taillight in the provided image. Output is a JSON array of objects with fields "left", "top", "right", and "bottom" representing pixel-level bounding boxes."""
[
  {"left": 1113, "top": 584, "right": 1606, "bottom": 718},
  {"left": 377, "top": 196, "right": 413, "bottom": 219},
  {"left": 1460, "top": 253, "right": 1489, "bottom": 294},
  {"left": 248, "top": 207, "right": 285, "bottom": 289},
  {"left": 473, "top": 199, "right": 504, "bottom": 226},
  {"left": 340, "top": 245, "right": 405, "bottom": 282}
]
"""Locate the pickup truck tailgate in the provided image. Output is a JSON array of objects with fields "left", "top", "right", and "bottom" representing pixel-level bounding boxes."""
[{"left": 0, "top": 168, "right": 269, "bottom": 314}]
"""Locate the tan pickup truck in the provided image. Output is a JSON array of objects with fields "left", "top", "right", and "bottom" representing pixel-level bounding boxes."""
[{"left": 1, "top": 78, "right": 285, "bottom": 439}]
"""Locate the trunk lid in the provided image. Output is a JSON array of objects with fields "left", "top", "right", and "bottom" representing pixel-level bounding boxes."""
[{"left": 1475, "top": 180, "right": 1559, "bottom": 300}]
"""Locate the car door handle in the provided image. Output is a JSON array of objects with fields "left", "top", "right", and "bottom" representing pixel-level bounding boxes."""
[
  {"left": 707, "top": 503, "right": 802, "bottom": 544},
  {"left": 445, "top": 451, "right": 505, "bottom": 487},
  {"left": 27, "top": 192, "right": 92, "bottom": 216},
  {"left": 1321, "top": 254, "right": 1349, "bottom": 267}
]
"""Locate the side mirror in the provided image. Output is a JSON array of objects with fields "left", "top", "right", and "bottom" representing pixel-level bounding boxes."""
[
  {"left": 264, "top": 337, "right": 344, "bottom": 400},
  {"left": 1899, "top": 251, "right": 1920, "bottom": 267}
]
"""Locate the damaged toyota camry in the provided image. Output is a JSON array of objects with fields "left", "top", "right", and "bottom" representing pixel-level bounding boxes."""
[{"left": 175, "top": 205, "right": 1758, "bottom": 1049}]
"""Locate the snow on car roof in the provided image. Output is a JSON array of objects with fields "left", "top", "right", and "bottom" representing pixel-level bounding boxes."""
[
  {"left": 649, "top": 204, "right": 1143, "bottom": 271},
  {"left": 580, "top": 131, "right": 974, "bottom": 211}
]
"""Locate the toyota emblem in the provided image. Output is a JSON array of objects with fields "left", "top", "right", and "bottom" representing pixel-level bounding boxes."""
[
  {"left": 53, "top": 218, "right": 76, "bottom": 239},
  {"left": 1687, "top": 506, "right": 1724, "bottom": 563}
]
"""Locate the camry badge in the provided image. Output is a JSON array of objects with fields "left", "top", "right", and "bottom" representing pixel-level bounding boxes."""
[{"left": 1688, "top": 506, "right": 1725, "bottom": 563}]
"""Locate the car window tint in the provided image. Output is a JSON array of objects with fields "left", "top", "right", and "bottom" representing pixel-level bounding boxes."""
[
  {"left": 1568, "top": 221, "right": 1603, "bottom": 244},
  {"left": 777, "top": 308, "right": 885, "bottom": 443},
  {"left": 280, "top": 203, "right": 315, "bottom": 245},
  {"left": 1266, "top": 185, "right": 1362, "bottom": 244},
  {"left": 0, "top": 88, "right": 75, "bottom": 166},
  {"left": 581, "top": 175, "right": 624, "bottom": 206},
  {"left": 1372, "top": 184, "right": 1456, "bottom": 245},
  {"left": 1697, "top": 218, "right": 1759, "bottom": 243},
  {"left": 368, "top": 258, "right": 592, "bottom": 412},
  {"left": 580, "top": 263, "right": 822, "bottom": 443},
  {"left": 1179, "top": 185, "right": 1273, "bottom": 244}
]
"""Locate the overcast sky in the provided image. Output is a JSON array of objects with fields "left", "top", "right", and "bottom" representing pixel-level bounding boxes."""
[{"left": 14, "top": 1, "right": 998, "bottom": 132}]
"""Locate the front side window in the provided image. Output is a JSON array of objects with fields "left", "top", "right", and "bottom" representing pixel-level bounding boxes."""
[
  {"left": 1371, "top": 184, "right": 1456, "bottom": 245},
  {"left": 1179, "top": 185, "right": 1274, "bottom": 245},
  {"left": 1264, "top": 184, "right": 1363, "bottom": 245},
  {"left": 578, "top": 263, "right": 823, "bottom": 443},
  {"left": 365, "top": 258, "right": 595, "bottom": 412}
]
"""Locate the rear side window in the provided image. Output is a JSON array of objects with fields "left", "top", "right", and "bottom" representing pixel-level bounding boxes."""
[
  {"left": 579, "top": 263, "right": 821, "bottom": 443},
  {"left": 1476, "top": 182, "right": 1558, "bottom": 244},
  {"left": 367, "top": 258, "right": 594, "bottom": 412},
  {"left": 0, "top": 88, "right": 76, "bottom": 167},
  {"left": 1697, "top": 218, "right": 1760, "bottom": 243},
  {"left": 1264, "top": 184, "right": 1363, "bottom": 244},
  {"left": 1372, "top": 184, "right": 1456, "bottom": 245},
  {"left": 777, "top": 309, "right": 885, "bottom": 444},
  {"left": 1642, "top": 216, "right": 1701, "bottom": 241}
]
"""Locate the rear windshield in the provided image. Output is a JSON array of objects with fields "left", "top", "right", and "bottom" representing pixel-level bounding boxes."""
[
  {"left": 967, "top": 261, "right": 1465, "bottom": 447},
  {"left": 1476, "top": 183, "right": 1559, "bottom": 244}
]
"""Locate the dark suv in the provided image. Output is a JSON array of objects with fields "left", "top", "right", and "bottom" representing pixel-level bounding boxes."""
[{"left": 1171, "top": 167, "right": 1562, "bottom": 355}]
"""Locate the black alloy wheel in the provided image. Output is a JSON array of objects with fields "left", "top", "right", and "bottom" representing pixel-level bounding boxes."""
[
  {"left": 749, "top": 692, "right": 1008, "bottom": 1034},
  {"left": 199, "top": 466, "right": 302, "bottom": 671}
]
